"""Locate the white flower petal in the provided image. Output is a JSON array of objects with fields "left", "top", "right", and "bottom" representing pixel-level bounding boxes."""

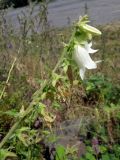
[
  {"left": 89, "top": 48, "right": 98, "bottom": 54},
  {"left": 79, "top": 67, "right": 86, "bottom": 80},
  {"left": 88, "top": 41, "right": 92, "bottom": 48},
  {"left": 74, "top": 45, "right": 97, "bottom": 70},
  {"left": 73, "top": 43, "right": 101, "bottom": 80},
  {"left": 95, "top": 60, "right": 102, "bottom": 64},
  {"left": 85, "top": 61, "right": 97, "bottom": 69},
  {"left": 85, "top": 42, "right": 98, "bottom": 54}
]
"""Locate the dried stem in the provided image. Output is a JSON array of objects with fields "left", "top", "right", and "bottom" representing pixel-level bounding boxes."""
[
  {"left": 0, "top": 57, "right": 16, "bottom": 100},
  {"left": 0, "top": 44, "right": 21, "bottom": 100}
]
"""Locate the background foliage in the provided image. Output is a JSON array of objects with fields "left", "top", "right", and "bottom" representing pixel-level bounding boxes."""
[{"left": 0, "top": 1, "right": 120, "bottom": 160}]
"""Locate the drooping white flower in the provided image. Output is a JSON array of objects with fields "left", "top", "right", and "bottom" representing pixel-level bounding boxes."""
[{"left": 73, "top": 43, "right": 100, "bottom": 80}]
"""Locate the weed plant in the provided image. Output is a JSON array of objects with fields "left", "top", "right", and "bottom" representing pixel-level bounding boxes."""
[{"left": 0, "top": 2, "right": 120, "bottom": 160}]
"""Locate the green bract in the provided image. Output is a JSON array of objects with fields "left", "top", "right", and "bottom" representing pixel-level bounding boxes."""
[
  {"left": 82, "top": 24, "right": 102, "bottom": 35},
  {"left": 76, "top": 16, "right": 101, "bottom": 37},
  {"left": 74, "top": 28, "right": 92, "bottom": 44}
]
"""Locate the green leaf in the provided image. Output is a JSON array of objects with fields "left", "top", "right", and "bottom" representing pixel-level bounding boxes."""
[
  {"left": 56, "top": 145, "right": 67, "bottom": 160},
  {"left": 0, "top": 109, "right": 18, "bottom": 117},
  {"left": 85, "top": 152, "right": 96, "bottom": 160},
  {"left": 37, "top": 102, "right": 46, "bottom": 115},
  {"left": 16, "top": 127, "right": 30, "bottom": 147},
  {"left": 100, "top": 146, "right": 107, "bottom": 154},
  {"left": 52, "top": 101, "right": 61, "bottom": 109},
  {"left": 62, "top": 60, "right": 69, "bottom": 73},
  {"left": 102, "top": 154, "right": 110, "bottom": 160},
  {"left": 0, "top": 149, "right": 17, "bottom": 160},
  {"left": 66, "top": 146, "right": 77, "bottom": 155},
  {"left": 52, "top": 73, "right": 62, "bottom": 87}
]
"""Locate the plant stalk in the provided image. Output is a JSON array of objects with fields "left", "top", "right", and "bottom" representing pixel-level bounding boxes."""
[
  {"left": 0, "top": 42, "right": 21, "bottom": 100},
  {"left": 0, "top": 30, "right": 75, "bottom": 149},
  {"left": 0, "top": 57, "right": 16, "bottom": 100}
]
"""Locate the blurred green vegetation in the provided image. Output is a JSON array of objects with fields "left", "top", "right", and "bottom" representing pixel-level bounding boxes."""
[{"left": 0, "top": 3, "right": 120, "bottom": 159}]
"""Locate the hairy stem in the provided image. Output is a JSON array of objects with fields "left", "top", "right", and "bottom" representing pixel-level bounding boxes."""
[{"left": 0, "top": 30, "right": 75, "bottom": 149}]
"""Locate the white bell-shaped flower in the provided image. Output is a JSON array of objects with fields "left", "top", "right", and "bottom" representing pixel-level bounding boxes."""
[{"left": 73, "top": 43, "right": 100, "bottom": 80}]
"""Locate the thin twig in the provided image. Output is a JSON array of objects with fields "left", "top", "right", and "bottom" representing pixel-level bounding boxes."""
[
  {"left": 0, "top": 57, "right": 16, "bottom": 100},
  {"left": 0, "top": 42, "right": 21, "bottom": 100}
]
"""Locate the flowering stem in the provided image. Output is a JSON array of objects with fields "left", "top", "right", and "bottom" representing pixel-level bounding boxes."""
[{"left": 0, "top": 30, "right": 75, "bottom": 149}]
